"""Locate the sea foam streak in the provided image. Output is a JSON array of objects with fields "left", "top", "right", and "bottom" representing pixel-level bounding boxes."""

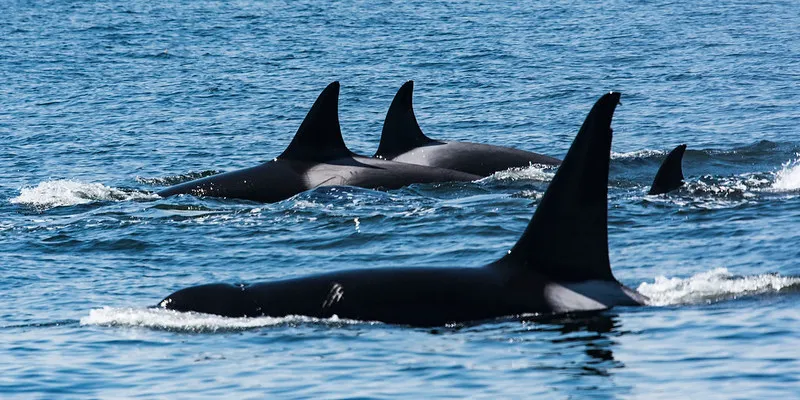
[
  {"left": 10, "top": 180, "right": 157, "bottom": 209},
  {"left": 81, "top": 307, "right": 371, "bottom": 332},
  {"left": 611, "top": 149, "right": 665, "bottom": 159},
  {"left": 637, "top": 268, "right": 800, "bottom": 306}
]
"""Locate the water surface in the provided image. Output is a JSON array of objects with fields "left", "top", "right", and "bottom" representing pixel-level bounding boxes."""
[{"left": 2, "top": 0, "right": 799, "bottom": 398}]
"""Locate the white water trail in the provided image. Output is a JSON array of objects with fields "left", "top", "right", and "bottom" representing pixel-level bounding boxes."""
[
  {"left": 10, "top": 180, "right": 157, "bottom": 209},
  {"left": 637, "top": 267, "right": 799, "bottom": 306},
  {"left": 81, "top": 307, "right": 371, "bottom": 332}
]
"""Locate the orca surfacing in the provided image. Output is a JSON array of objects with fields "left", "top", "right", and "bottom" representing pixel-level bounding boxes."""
[
  {"left": 157, "top": 82, "right": 479, "bottom": 203},
  {"left": 373, "top": 81, "right": 562, "bottom": 177},
  {"left": 157, "top": 92, "right": 647, "bottom": 327},
  {"left": 649, "top": 144, "right": 687, "bottom": 195}
]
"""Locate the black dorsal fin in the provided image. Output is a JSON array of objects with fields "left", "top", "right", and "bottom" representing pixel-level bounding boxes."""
[
  {"left": 374, "top": 81, "right": 437, "bottom": 159},
  {"left": 648, "top": 144, "right": 687, "bottom": 195},
  {"left": 494, "top": 93, "right": 621, "bottom": 282},
  {"left": 278, "top": 82, "right": 354, "bottom": 162}
]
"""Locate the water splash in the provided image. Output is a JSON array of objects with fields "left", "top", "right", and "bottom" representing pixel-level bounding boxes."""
[
  {"left": 81, "top": 307, "right": 373, "bottom": 332},
  {"left": 10, "top": 180, "right": 157, "bottom": 210},
  {"left": 772, "top": 157, "right": 800, "bottom": 191},
  {"left": 637, "top": 268, "right": 800, "bottom": 306},
  {"left": 482, "top": 164, "right": 555, "bottom": 182}
]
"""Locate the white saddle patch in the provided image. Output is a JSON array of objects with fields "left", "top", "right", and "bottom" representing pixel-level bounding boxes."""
[{"left": 544, "top": 280, "right": 644, "bottom": 313}]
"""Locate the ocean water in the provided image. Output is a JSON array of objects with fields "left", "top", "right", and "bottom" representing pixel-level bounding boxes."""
[{"left": 2, "top": 0, "right": 799, "bottom": 398}]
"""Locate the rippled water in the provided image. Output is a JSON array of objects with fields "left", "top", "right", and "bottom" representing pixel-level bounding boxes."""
[{"left": 2, "top": 0, "right": 799, "bottom": 398}]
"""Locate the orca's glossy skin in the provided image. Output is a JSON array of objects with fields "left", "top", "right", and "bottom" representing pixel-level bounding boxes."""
[
  {"left": 158, "top": 92, "right": 648, "bottom": 327},
  {"left": 157, "top": 82, "right": 479, "bottom": 203},
  {"left": 648, "top": 144, "right": 687, "bottom": 195},
  {"left": 373, "top": 81, "right": 561, "bottom": 177},
  {"left": 156, "top": 154, "right": 477, "bottom": 203},
  {"left": 160, "top": 268, "right": 643, "bottom": 327}
]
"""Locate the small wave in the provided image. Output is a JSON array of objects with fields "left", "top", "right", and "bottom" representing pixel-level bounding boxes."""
[
  {"left": 722, "top": 139, "right": 783, "bottom": 156},
  {"left": 611, "top": 149, "right": 665, "bottom": 159},
  {"left": 771, "top": 157, "right": 800, "bottom": 191},
  {"left": 637, "top": 268, "right": 800, "bottom": 306},
  {"left": 81, "top": 307, "right": 373, "bottom": 332},
  {"left": 482, "top": 164, "right": 556, "bottom": 182},
  {"left": 10, "top": 180, "right": 157, "bottom": 209}
]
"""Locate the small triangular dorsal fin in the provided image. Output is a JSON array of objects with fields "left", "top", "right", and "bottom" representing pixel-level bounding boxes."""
[
  {"left": 374, "top": 81, "right": 437, "bottom": 159},
  {"left": 648, "top": 144, "right": 687, "bottom": 195},
  {"left": 278, "top": 82, "right": 354, "bottom": 162},
  {"left": 494, "top": 93, "right": 621, "bottom": 282}
]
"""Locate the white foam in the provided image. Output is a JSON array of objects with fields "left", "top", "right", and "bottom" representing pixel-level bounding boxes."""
[
  {"left": 481, "top": 164, "right": 555, "bottom": 182},
  {"left": 637, "top": 267, "right": 800, "bottom": 306},
  {"left": 515, "top": 190, "right": 544, "bottom": 200},
  {"left": 10, "top": 180, "right": 157, "bottom": 209},
  {"left": 611, "top": 149, "right": 665, "bottom": 159},
  {"left": 400, "top": 206, "right": 436, "bottom": 217},
  {"left": 772, "top": 157, "right": 800, "bottom": 191},
  {"left": 80, "top": 307, "right": 371, "bottom": 332},
  {"left": 291, "top": 199, "right": 332, "bottom": 210}
]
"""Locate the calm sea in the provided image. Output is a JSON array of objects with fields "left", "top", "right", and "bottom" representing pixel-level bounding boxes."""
[{"left": 1, "top": 0, "right": 798, "bottom": 398}]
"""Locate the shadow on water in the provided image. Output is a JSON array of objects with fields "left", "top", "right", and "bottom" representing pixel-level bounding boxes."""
[
  {"left": 522, "top": 311, "right": 624, "bottom": 377},
  {"left": 431, "top": 310, "right": 626, "bottom": 378}
]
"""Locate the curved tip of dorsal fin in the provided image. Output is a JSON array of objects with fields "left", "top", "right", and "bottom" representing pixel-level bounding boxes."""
[
  {"left": 496, "top": 92, "right": 621, "bottom": 282},
  {"left": 374, "top": 80, "right": 436, "bottom": 159},
  {"left": 396, "top": 80, "right": 415, "bottom": 108},
  {"left": 278, "top": 81, "right": 353, "bottom": 162},
  {"left": 648, "top": 144, "right": 687, "bottom": 195}
]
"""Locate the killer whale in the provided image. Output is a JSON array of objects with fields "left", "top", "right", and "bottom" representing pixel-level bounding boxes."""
[
  {"left": 156, "top": 82, "right": 479, "bottom": 203},
  {"left": 648, "top": 144, "right": 687, "bottom": 195},
  {"left": 373, "top": 81, "right": 562, "bottom": 177},
  {"left": 157, "top": 91, "right": 647, "bottom": 327}
]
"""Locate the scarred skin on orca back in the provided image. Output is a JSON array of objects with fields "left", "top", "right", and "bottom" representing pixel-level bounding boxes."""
[
  {"left": 157, "top": 91, "right": 647, "bottom": 327},
  {"left": 157, "top": 82, "right": 479, "bottom": 203},
  {"left": 374, "top": 81, "right": 561, "bottom": 177}
]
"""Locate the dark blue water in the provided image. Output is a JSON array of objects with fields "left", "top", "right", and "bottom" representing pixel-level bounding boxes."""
[{"left": 2, "top": 1, "right": 799, "bottom": 398}]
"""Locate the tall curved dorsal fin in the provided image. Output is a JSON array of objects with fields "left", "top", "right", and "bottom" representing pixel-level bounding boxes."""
[
  {"left": 494, "top": 93, "right": 621, "bottom": 282},
  {"left": 278, "top": 82, "right": 354, "bottom": 162},
  {"left": 374, "top": 81, "right": 437, "bottom": 159},
  {"left": 648, "top": 144, "right": 687, "bottom": 195}
]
